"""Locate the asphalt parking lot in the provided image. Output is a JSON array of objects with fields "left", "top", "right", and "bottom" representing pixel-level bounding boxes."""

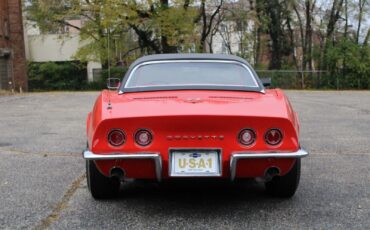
[{"left": 0, "top": 91, "right": 369, "bottom": 229}]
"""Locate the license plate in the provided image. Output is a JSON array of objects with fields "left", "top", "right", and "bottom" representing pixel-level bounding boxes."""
[{"left": 170, "top": 150, "right": 221, "bottom": 176}]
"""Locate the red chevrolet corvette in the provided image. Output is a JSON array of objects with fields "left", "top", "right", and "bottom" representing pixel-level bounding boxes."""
[{"left": 83, "top": 54, "right": 308, "bottom": 199}]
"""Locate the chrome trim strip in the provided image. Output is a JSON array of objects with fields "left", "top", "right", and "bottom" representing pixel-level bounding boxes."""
[
  {"left": 230, "top": 148, "right": 309, "bottom": 181},
  {"left": 83, "top": 150, "right": 162, "bottom": 182},
  {"left": 124, "top": 60, "right": 260, "bottom": 89}
]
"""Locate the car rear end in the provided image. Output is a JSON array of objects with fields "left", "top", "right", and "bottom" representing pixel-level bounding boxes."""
[{"left": 84, "top": 112, "right": 306, "bottom": 181}]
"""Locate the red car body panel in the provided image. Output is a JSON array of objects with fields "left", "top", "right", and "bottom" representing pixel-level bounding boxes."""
[{"left": 86, "top": 89, "right": 300, "bottom": 179}]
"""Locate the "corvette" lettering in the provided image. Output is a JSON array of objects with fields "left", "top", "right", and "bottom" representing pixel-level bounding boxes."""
[{"left": 166, "top": 135, "right": 224, "bottom": 140}]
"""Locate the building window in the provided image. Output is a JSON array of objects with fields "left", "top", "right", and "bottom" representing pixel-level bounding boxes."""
[{"left": 0, "top": 57, "right": 10, "bottom": 90}]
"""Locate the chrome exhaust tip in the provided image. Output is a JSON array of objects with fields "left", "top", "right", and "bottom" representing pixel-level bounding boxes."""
[
  {"left": 264, "top": 167, "right": 280, "bottom": 181},
  {"left": 110, "top": 167, "right": 125, "bottom": 181}
]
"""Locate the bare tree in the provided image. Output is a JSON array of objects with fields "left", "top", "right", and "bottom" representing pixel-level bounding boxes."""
[
  {"left": 318, "top": 0, "right": 344, "bottom": 70},
  {"left": 356, "top": 0, "right": 368, "bottom": 43},
  {"left": 305, "top": 0, "right": 316, "bottom": 71},
  {"left": 364, "top": 28, "right": 370, "bottom": 45},
  {"left": 198, "top": 0, "right": 224, "bottom": 52},
  {"left": 206, "top": 8, "right": 225, "bottom": 53},
  {"left": 326, "top": 0, "right": 344, "bottom": 42}
]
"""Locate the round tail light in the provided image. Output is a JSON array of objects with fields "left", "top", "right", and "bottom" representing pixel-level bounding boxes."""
[
  {"left": 135, "top": 129, "right": 153, "bottom": 146},
  {"left": 238, "top": 129, "right": 256, "bottom": 146},
  {"left": 108, "top": 129, "right": 126, "bottom": 146},
  {"left": 265, "top": 129, "right": 283, "bottom": 146}
]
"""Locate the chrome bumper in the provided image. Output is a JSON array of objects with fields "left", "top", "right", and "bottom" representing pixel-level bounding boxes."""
[
  {"left": 230, "top": 148, "right": 309, "bottom": 181},
  {"left": 83, "top": 148, "right": 308, "bottom": 182},
  {"left": 83, "top": 150, "right": 162, "bottom": 182}
]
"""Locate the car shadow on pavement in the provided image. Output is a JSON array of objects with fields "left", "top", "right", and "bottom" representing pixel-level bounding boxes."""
[
  {"left": 100, "top": 179, "right": 293, "bottom": 215},
  {"left": 62, "top": 177, "right": 308, "bottom": 229}
]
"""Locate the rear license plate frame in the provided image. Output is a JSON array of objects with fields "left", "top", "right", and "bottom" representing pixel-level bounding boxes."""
[{"left": 169, "top": 148, "right": 222, "bottom": 177}]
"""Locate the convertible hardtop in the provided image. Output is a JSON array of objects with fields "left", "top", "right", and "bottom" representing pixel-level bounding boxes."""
[
  {"left": 119, "top": 54, "right": 264, "bottom": 93},
  {"left": 129, "top": 53, "right": 250, "bottom": 66}
]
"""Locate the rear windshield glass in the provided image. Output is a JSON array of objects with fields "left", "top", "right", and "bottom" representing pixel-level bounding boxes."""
[{"left": 125, "top": 61, "right": 259, "bottom": 88}]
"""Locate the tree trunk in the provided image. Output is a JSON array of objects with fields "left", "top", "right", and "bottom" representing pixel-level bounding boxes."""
[
  {"left": 160, "top": 0, "right": 177, "bottom": 53},
  {"left": 199, "top": 0, "right": 207, "bottom": 52},
  {"left": 293, "top": 3, "right": 305, "bottom": 71},
  {"left": 305, "top": 0, "right": 314, "bottom": 72},
  {"left": 344, "top": 0, "right": 348, "bottom": 38},
  {"left": 130, "top": 25, "right": 161, "bottom": 54},
  {"left": 266, "top": 0, "right": 283, "bottom": 69},
  {"left": 364, "top": 28, "right": 370, "bottom": 45},
  {"left": 286, "top": 16, "right": 298, "bottom": 68},
  {"left": 198, "top": 0, "right": 223, "bottom": 53},
  {"left": 254, "top": 1, "right": 264, "bottom": 66},
  {"left": 320, "top": 0, "right": 344, "bottom": 70},
  {"left": 254, "top": 26, "right": 262, "bottom": 66},
  {"left": 356, "top": 0, "right": 366, "bottom": 43},
  {"left": 161, "top": 36, "right": 178, "bottom": 53}
]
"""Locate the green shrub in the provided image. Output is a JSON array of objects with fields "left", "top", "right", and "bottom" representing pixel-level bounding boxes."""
[
  {"left": 28, "top": 61, "right": 87, "bottom": 91},
  {"left": 28, "top": 62, "right": 128, "bottom": 91},
  {"left": 325, "top": 39, "right": 370, "bottom": 89}
]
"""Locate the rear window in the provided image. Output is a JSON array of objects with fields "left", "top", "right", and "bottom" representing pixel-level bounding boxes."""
[{"left": 125, "top": 61, "right": 259, "bottom": 89}]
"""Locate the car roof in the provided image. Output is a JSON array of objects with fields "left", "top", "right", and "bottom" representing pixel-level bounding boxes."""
[{"left": 131, "top": 53, "right": 249, "bottom": 66}]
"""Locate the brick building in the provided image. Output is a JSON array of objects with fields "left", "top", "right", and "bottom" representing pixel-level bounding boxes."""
[{"left": 0, "top": 0, "right": 27, "bottom": 91}]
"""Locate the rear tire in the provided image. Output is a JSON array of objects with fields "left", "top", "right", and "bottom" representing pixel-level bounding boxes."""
[
  {"left": 86, "top": 160, "right": 120, "bottom": 199},
  {"left": 265, "top": 158, "right": 301, "bottom": 198}
]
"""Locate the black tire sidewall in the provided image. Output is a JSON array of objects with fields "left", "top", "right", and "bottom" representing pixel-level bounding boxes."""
[
  {"left": 86, "top": 160, "right": 120, "bottom": 199},
  {"left": 265, "top": 158, "right": 301, "bottom": 198}
]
